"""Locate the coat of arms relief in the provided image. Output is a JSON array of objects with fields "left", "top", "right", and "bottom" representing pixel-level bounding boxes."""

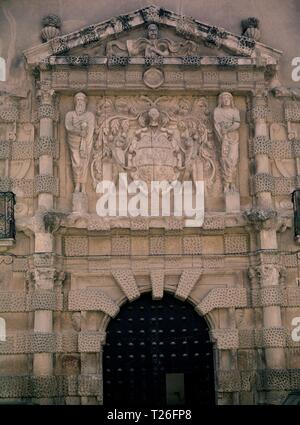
[
  {"left": 90, "top": 95, "right": 217, "bottom": 189},
  {"left": 65, "top": 92, "right": 238, "bottom": 198}
]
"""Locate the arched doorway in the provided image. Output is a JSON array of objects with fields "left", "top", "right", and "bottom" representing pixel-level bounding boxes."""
[{"left": 103, "top": 293, "right": 215, "bottom": 406}]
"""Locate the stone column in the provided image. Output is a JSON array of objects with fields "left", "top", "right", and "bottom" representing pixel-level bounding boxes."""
[
  {"left": 36, "top": 79, "right": 56, "bottom": 210},
  {"left": 32, "top": 266, "right": 55, "bottom": 377},
  {"left": 252, "top": 96, "right": 284, "bottom": 366},
  {"left": 250, "top": 95, "right": 286, "bottom": 401},
  {"left": 251, "top": 95, "right": 278, "bottom": 249},
  {"left": 256, "top": 265, "right": 286, "bottom": 370},
  {"left": 252, "top": 95, "right": 272, "bottom": 211},
  {"left": 32, "top": 77, "right": 58, "bottom": 400},
  {"left": 31, "top": 229, "right": 55, "bottom": 382}
]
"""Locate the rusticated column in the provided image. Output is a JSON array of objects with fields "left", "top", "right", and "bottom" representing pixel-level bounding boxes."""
[
  {"left": 32, "top": 230, "right": 56, "bottom": 377},
  {"left": 255, "top": 265, "right": 286, "bottom": 369},
  {"left": 29, "top": 78, "right": 58, "bottom": 399},
  {"left": 36, "top": 79, "right": 56, "bottom": 210},
  {"left": 28, "top": 210, "right": 64, "bottom": 402},
  {"left": 250, "top": 95, "right": 286, "bottom": 376},
  {"left": 32, "top": 263, "right": 55, "bottom": 377},
  {"left": 251, "top": 95, "right": 278, "bottom": 250},
  {"left": 26, "top": 253, "right": 65, "bottom": 403},
  {"left": 252, "top": 95, "right": 272, "bottom": 209}
]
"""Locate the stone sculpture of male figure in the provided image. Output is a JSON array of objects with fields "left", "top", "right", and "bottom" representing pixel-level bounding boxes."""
[
  {"left": 213, "top": 92, "right": 240, "bottom": 192},
  {"left": 65, "top": 92, "right": 95, "bottom": 193}
]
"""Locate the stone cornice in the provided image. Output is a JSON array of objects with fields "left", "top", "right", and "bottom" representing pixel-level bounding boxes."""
[{"left": 23, "top": 5, "right": 282, "bottom": 66}]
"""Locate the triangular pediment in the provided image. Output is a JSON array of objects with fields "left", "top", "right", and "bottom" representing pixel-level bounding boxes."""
[{"left": 24, "top": 5, "right": 282, "bottom": 66}]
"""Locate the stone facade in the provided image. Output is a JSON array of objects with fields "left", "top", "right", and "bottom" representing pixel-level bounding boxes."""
[{"left": 0, "top": 2, "right": 300, "bottom": 405}]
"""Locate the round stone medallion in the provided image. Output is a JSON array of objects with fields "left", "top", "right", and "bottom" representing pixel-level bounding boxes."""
[{"left": 143, "top": 67, "right": 164, "bottom": 89}]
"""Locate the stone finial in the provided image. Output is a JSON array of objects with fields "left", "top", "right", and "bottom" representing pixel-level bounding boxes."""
[
  {"left": 41, "top": 15, "right": 61, "bottom": 42},
  {"left": 241, "top": 17, "right": 261, "bottom": 41}
]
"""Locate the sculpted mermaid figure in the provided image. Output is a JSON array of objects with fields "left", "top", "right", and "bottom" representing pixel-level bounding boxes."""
[
  {"left": 65, "top": 92, "right": 95, "bottom": 193},
  {"left": 213, "top": 92, "right": 240, "bottom": 192},
  {"left": 106, "top": 23, "right": 198, "bottom": 58}
]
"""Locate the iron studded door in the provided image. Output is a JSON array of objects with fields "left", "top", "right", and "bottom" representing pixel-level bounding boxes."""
[{"left": 103, "top": 293, "right": 215, "bottom": 406}]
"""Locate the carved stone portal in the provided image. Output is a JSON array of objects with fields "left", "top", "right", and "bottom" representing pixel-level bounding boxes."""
[{"left": 1, "top": 2, "right": 297, "bottom": 406}]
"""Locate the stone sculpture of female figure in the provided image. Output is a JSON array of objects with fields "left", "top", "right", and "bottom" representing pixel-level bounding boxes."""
[
  {"left": 65, "top": 92, "right": 95, "bottom": 193},
  {"left": 213, "top": 92, "right": 240, "bottom": 192}
]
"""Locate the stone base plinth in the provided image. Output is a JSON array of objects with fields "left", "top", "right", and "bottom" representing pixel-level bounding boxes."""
[
  {"left": 72, "top": 192, "right": 88, "bottom": 214},
  {"left": 225, "top": 190, "right": 240, "bottom": 213}
]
